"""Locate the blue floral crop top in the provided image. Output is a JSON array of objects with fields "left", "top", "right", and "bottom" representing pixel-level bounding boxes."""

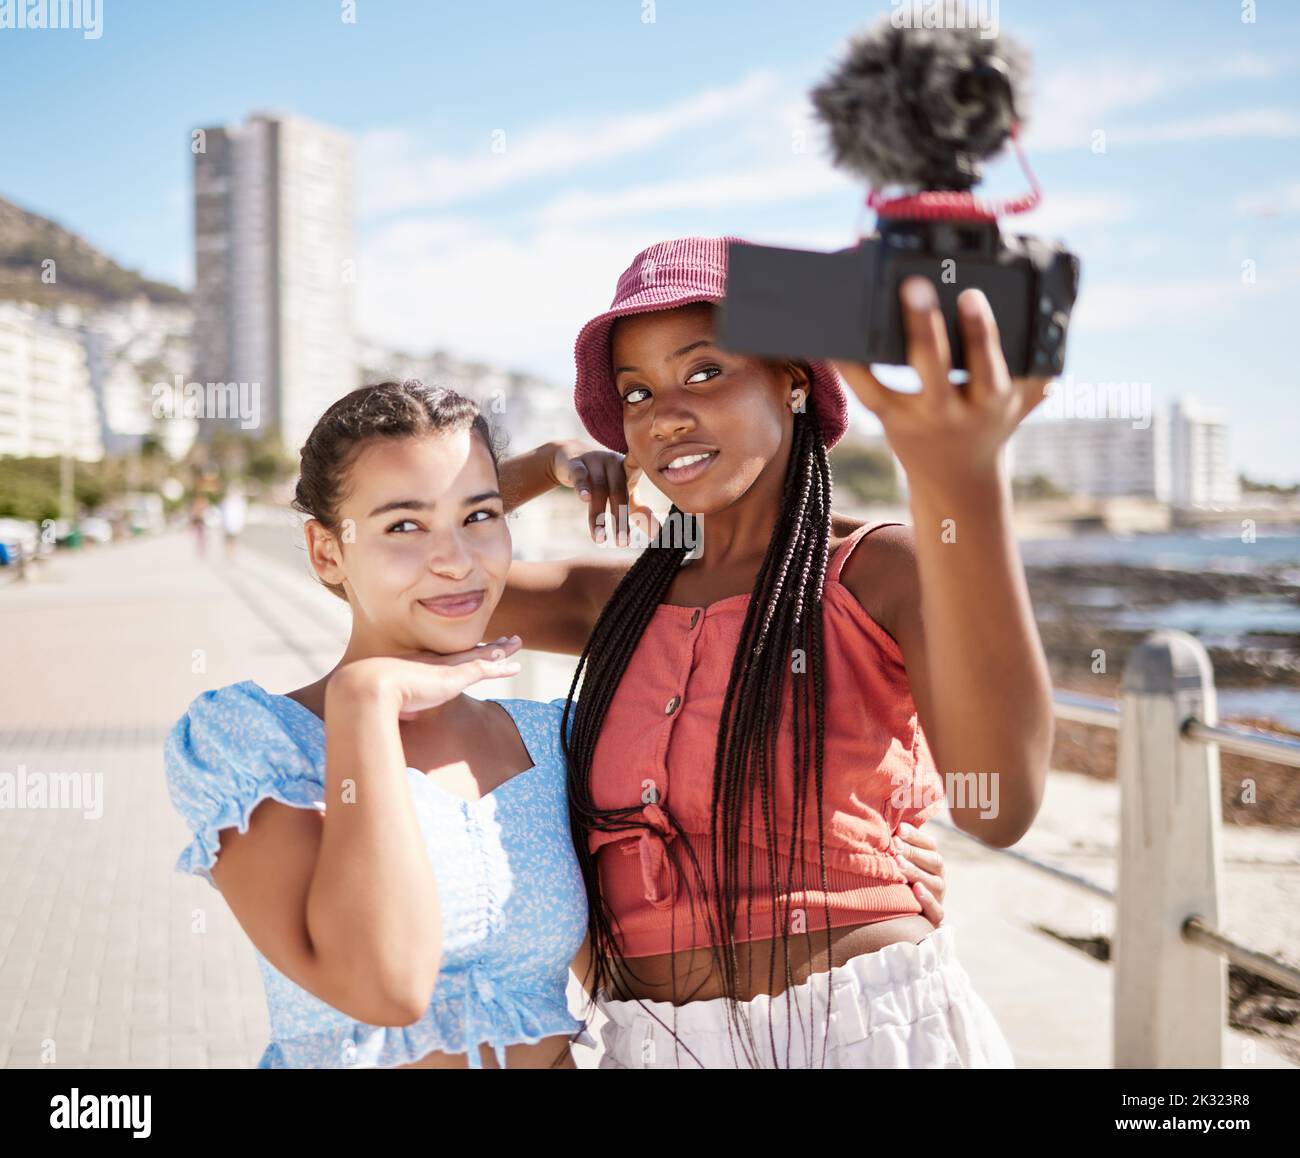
[{"left": 163, "top": 681, "right": 590, "bottom": 1069}]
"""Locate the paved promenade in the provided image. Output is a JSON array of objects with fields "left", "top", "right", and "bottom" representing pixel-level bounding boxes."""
[{"left": 0, "top": 522, "right": 1293, "bottom": 1068}]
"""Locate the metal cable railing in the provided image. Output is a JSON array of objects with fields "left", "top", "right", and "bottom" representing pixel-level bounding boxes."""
[{"left": 952, "top": 679, "right": 1300, "bottom": 1018}]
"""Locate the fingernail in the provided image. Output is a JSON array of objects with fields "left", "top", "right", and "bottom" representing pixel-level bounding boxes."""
[
  {"left": 594, "top": 526, "right": 605, "bottom": 542},
  {"left": 904, "top": 278, "right": 935, "bottom": 309},
  {"left": 579, "top": 489, "right": 591, "bottom": 500}
]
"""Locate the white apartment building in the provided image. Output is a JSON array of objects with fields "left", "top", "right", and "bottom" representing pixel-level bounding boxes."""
[
  {"left": 194, "top": 110, "right": 356, "bottom": 453},
  {"left": 1169, "top": 395, "right": 1240, "bottom": 507},
  {"left": 1009, "top": 396, "right": 1243, "bottom": 508},
  {"left": 81, "top": 298, "right": 195, "bottom": 459},
  {"left": 0, "top": 303, "right": 102, "bottom": 461},
  {"left": 1008, "top": 411, "right": 1171, "bottom": 501}
]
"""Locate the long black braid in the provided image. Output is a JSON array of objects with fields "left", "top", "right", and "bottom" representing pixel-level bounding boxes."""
[{"left": 561, "top": 398, "right": 841, "bottom": 1068}]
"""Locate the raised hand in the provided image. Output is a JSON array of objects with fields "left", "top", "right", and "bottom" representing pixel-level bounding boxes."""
[
  {"left": 550, "top": 440, "right": 660, "bottom": 545},
  {"left": 330, "top": 635, "right": 524, "bottom": 721},
  {"left": 832, "top": 276, "right": 1054, "bottom": 494}
]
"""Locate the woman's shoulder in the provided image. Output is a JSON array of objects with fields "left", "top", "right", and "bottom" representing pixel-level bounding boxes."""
[
  {"left": 489, "top": 695, "right": 577, "bottom": 753},
  {"left": 164, "top": 681, "right": 325, "bottom": 886},
  {"left": 829, "top": 513, "right": 913, "bottom": 555},
  {"left": 164, "top": 680, "right": 322, "bottom": 794},
  {"left": 168, "top": 680, "right": 314, "bottom": 747},
  {"left": 176, "top": 678, "right": 279, "bottom": 716},
  {"left": 828, "top": 515, "right": 918, "bottom": 653}
]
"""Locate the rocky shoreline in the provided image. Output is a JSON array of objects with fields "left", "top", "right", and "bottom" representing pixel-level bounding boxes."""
[
  {"left": 1027, "top": 560, "right": 1300, "bottom": 692},
  {"left": 1026, "top": 561, "right": 1300, "bottom": 830},
  {"left": 1028, "top": 560, "right": 1300, "bottom": 603}
]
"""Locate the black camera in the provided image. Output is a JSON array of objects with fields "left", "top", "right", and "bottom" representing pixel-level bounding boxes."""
[{"left": 717, "top": 19, "right": 1081, "bottom": 379}]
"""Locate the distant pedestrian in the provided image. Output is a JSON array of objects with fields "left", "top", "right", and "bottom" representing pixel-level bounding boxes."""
[
  {"left": 189, "top": 495, "right": 209, "bottom": 557},
  {"left": 219, "top": 485, "right": 247, "bottom": 561}
]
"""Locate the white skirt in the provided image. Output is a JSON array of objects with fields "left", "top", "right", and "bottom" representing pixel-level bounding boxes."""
[{"left": 594, "top": 924, "right": 1015, "bottom": 1068}]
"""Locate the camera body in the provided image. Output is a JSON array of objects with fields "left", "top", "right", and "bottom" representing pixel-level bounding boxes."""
[
  {"left": 717, "top": 219, "right": 1081, "bottom": 379},
  {"left": 717, "top": 16, "right": 1082, "bottom": 382}
]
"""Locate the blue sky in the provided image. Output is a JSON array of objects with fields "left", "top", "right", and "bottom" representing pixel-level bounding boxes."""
[{"left": 1, "top": 0, "right": 1297, "bottom": 482}]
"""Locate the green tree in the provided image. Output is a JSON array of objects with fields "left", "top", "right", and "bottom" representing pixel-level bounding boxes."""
[
  {"left": 829, "top": 442, "right": 899, "bottom": 504},
  {"left": 1012, "top": 473, "right": 1068, "bottom": 501}
]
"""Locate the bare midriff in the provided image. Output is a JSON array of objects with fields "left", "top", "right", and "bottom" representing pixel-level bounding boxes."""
[
  {"left": 606, "top": 913, "right": 939, "bottom": 1003},
  {"left": 398, "top": 1033, "right": 576, "bottom": 1069}
]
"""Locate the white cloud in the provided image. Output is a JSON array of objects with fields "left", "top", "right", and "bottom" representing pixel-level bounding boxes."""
[
  {"left": 355, "top": 195, "right": 1142, "bottom": 388},
  {"left": 1071, "top": 264, "right": 1299, "bottom": 334},
  {"left": 357, "top": 224, "right": 671, "bottom": 383},
  {"left": 351, "top": 43, "right": 1293, "bottom": 378},
  {"left": 532, "top": 164, "right": 853, "bottom": 225},
  {"left": 1210, "top": 51, "right": 1287, "bottom": 80},
  {"left": 356, "top": 70, "right": 783, "bottom": 217},
  {"left": 1234, "top": 179, "right": 1300, "bottom": 217},
  {"left": 1010, "top": 190, "right": 1138, "bottom": 236},
  {"left": 1110, "top": 108, "right": 1300, "bottom": 145},
  {"left": 360, "top": 216, "right": 486, "bottom": 254},
  {"left": 353, "top": 69, "right": 869, "bottom": 375},
  {"left": 1024, "top": 63, "right": 1176, "bottom": 150},
  {"left": 1024, "top": 53, "right": 1295, "bottom": 151}
]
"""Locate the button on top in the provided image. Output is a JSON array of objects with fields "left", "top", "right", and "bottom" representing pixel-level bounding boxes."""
[
  {"left": 665, "top": 695, "right": 681, "bottom": 715},
  {"left": 689, "top": 608, "right": 701, "bottom": 629}
]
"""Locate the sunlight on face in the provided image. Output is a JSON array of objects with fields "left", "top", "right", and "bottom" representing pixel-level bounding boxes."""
[
  {"left": 327, "top": 428, "right": 511, "bottom": 655},
  {"left": 612, "top": 304, "right": 794, "bottom": 515}
]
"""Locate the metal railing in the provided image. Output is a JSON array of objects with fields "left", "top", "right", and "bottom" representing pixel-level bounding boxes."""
[{"left": 943, "top": 629, "right": 1299, "bottom": 1067}]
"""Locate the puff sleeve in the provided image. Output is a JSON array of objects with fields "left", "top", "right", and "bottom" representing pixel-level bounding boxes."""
[{"left": 163, "top": 682, "right": 324, "bottom": 888}]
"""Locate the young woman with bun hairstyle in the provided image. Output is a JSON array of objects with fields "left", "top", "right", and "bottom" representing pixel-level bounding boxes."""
[{"left": 165, "top": 381, "right": 600, "bottom": 1069}]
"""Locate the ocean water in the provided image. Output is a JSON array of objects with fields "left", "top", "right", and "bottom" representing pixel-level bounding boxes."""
[
  {"left": 1216, "top": 688, "right": 1300, "bottom": 732},
  {"left": 1108, "top": 597, "right": 1300, "bottom": 637},
  {"left": 1019, "top": 529, "right": 1300, "bottom": 572},
  {"left": 1024, "top": 530, "right": 1300, "bottom": 734}
]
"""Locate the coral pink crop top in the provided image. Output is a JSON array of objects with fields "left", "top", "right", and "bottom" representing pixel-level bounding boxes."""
[{"left": 587, "top": 520, "right": 947, "bottom": 959}]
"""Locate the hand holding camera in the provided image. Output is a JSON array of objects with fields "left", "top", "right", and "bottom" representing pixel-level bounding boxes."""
[
  {"left": 835, "top": 275, "right": 1053, "bottom": 494},
  {"left": 718, "top": 15, "right": 1081, "bottom": 484}
]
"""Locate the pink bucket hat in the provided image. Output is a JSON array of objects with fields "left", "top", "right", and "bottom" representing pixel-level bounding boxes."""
[{"left": 572, "top": 236, "right": 850, "bottom": 454}]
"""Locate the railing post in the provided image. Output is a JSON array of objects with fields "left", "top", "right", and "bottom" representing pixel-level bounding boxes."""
[{"left": 1115, "top": 629, "right": 1225, "bottom": 1067}]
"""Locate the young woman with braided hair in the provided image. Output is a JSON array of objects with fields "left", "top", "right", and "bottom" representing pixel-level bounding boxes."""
[{"left": 491, "top": 236, "right": 1053, "bottom": 1067}]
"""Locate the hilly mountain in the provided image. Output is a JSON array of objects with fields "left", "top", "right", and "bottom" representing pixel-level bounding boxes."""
[{"left": 0, "top": 194, "right": 188, "bottom": 308}]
